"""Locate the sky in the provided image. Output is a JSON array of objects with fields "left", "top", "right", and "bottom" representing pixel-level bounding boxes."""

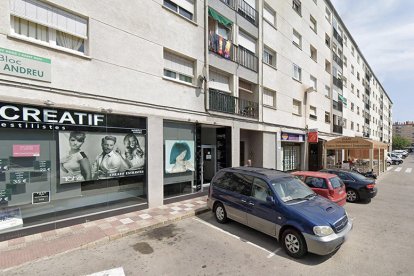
[{"left": 330, "top": 0, "right": 414, "bottom": 122}]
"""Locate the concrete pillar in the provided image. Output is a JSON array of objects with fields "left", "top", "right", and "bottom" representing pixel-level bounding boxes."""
[
  {"left": 262, "top": 132, "right": 276, "bottom": 169},
  {"left": 369, "top": 149, "right": 374, "bottom": 172},
  {"left": 147, "top": 116, "right": 164, "bottom": 208},
  {"left": 323, "top": 145, "right": 327, "bottom": 168},
  {"left": 276, "top": 134, "right": 283, "bottom": 170},
  {"left": 231, "top": 124, "right": 240, "bottom": 167}
]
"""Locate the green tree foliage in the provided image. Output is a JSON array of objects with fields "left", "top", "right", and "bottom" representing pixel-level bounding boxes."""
[{"left": 392, "top": 135, "right": 411, "bottom": 150}]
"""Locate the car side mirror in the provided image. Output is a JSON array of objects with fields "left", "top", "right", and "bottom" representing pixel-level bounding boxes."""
[{"left": 266, "top": 195, "right": 276, "bottom": 205}]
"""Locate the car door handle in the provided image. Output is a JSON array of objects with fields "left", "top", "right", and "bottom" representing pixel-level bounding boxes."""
[
  {"left": 248, "top": 202, "right": 255, "bottom": 206},
  {"left": 241, "top": 199, "right": 247, "bottom": 203}
]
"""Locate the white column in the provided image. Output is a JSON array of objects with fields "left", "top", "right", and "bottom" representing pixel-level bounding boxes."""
[
  {"left": 147, "top": 116, "right": 164, "bottom": 208},
  {"left": 262, "top": 132, "right": 276, "bottom": 169},
  {"left": 231, "top": 124, "right": 240, "bottom": 167},
  {"left": 369, "top": 149, "right": 374, "bottom": 172},
  {"left": 276, "top": 135, "right": 283, "bottom": 170}
]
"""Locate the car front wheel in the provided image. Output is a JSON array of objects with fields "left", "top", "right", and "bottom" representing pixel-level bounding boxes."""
[
  {"left": 281, "top": 228, "right": 307, "bottom": 258},
  {"left": 346, "top": 189, "right": 359, "bottom": 202},
  {"left": 214, "top": 203, "right": 228, "bottom": 224}
]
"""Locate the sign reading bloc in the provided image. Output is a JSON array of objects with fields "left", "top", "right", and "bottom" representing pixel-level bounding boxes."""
[{"left": 0, "top": 47, "right": 51, "bottom": 82}]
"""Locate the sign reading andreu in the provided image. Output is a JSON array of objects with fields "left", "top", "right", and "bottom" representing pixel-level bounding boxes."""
[{"left": 0, "top": 47, "right": 51, "bottom": 82}]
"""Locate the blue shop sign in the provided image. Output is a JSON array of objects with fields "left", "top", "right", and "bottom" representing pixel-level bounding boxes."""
[{"left": 281, "top": 132, "right": 305, "bottom": 142}]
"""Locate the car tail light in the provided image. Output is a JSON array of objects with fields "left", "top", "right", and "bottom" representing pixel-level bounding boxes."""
[{"left": 366, "top": 184, "right": 375, "bottom": 189}]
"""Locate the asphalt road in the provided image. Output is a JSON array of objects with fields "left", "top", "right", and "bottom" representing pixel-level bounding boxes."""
[{"left": 4, "top": 154, "right": 414, "bottom": 276}]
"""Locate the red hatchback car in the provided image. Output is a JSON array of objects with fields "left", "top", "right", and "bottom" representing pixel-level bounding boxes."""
[{"left": 291, "top": 171, "right": 347, "bottom": 206}]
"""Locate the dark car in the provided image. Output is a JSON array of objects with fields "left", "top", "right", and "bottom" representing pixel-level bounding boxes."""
[
  {"left": 320, "top": 169, "right": 377, "bottom": 203},
  {"left": 207, "top": 167, "right": 352, "bottom": 258}
]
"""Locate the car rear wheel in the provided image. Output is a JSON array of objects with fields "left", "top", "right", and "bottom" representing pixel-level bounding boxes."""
[
  {"left": 346, "top": 189, "right": 359, "bottom": 203},
  {"left": 214, "top": 203, "right": 228, "bottom": 224},
  {"left": 281, "top": 228, "right": 307, "bottom": 258}
]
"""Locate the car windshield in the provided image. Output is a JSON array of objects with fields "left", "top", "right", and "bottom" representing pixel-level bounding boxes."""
[
  {"left": 271, "top": 177, "right": 315, "bottom": 203},
  {"left": 329, "top": 177, "right": 343, "bottom": 189}
]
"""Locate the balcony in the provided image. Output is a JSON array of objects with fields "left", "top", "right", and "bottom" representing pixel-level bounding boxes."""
[
  {"left": 219, "top": 0, "right": 258, "bottom": 26},
  {"left": 333, "top": 101, "right": 343, "bottom": 112},
  {"left": 236, "top": 45, "right": 258, "bottom": 72},
  {"left": 209, "top": 33, "right": 258, "bottom": 72},
  {"left": 333, "top": 52, "right": 343, "bottom": 68},
  {"left": 333, "top": 125, "right": 343, "bottom": 134},
  {"left": 333, "top": 77, "right": 343, "bottom": 90},
  {"left": 333, "top": 28, "right": 343, "bottom": 46},
  {"left": 363, "top": 132, "right": 370, "bottom": 138},
  {"left": 209, "top": 88, "right": 259, "bottom": 119}
]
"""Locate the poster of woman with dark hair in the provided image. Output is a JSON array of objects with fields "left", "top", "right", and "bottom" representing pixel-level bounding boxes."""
[
  {"left": 165, "top": 140, "right": 195, "bottom": 173},
  {"left": 60, "top": 131, "right": 92, "bottom": 183}
]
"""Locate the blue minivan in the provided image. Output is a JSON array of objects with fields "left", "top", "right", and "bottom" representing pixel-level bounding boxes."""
[{"left": 207, "top": 167, "right": 353, "bottom": 258}]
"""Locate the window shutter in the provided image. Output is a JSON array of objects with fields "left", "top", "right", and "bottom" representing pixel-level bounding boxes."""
[
  {"left": 164, "top": 52, "right": 194, "bottom": 77},
  {"left": 263, "top": 5, "right": 275, "bottom": 24},
  {"left": 209, "top": 70, "right": 230, "bottom": 92},
  {"left": 238, "top": 31, "right": 256, "bottom": 53},
  {"left": 170, "top": 0, "right": 194, "bottom": 14},
  {"left": 263, "top": 89, "right": 275, "bottom": 107},
  {"left": 10, "top": 0, "right": 87, "bottom": 39}
]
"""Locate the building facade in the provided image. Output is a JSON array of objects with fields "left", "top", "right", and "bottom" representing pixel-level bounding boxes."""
[
  {"left": 0, "top": 0, "right": 392, "bottom": 239},
  {"left": 393, "top": 122, "right": 414, "bottom": 146}
]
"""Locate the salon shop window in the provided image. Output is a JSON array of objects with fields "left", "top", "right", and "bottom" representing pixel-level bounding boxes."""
[{"left": 0, "top": 102, "right": 147, "bottom": 233}]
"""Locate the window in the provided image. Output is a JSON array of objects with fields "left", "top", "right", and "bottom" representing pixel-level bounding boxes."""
[
  {"left": 357, "top": 55, "right": 361, "bottom": 64},
  {"left": 343, "top": 56, "right": 347, "bottom": 67},
  {"left": 209, "top": 69, "right": 231, "bottom": 92},
  {"left": 293, "top": 99, "right": 302, "bottom": 115},
  {"left": 292, "top": 29, "right": 302, "bottom": 49},
  {"left": 325, "top": 111, "right": 331, "bottom": 123},
  {"left": 310, "top": 75, "right": 317, "bottom": 91},
  {"left": 305, "top": 177, "right": 327, "bottom": 189},
  {"left": 325, "top": 60, "right": 331, "bottom": 73},
  {"left": 351, "top": 65, "right": 355, "bottom": 75},
  {"left": 357, "top": 89, "right": 360, "bottom": 98},
  {"left": 342, "top": 76, "right": 347, "bottom": 87},
  {"left": 292, "top": 0, "right": 301, "bottom": 15},
  {"left": 309, "top": 106, "right": 317, "bottom": 120},
  {"left": 310, "top": 15, "right": 317, "bottom": 33},
  {"left": 325, "top": 85, "right": 331, "bottom": 98},
  {"left": 163, "top": 0, "right": 194, "bottom": 20},
  {"left": 164, "top": 50, "right": 194, "bottom": 84},
  {"left": 252, "top": 178, "right": 271, "bottom": 202},
  {"left": 325, "top": 33, "right": 330, "bottom": 47},
  {"left": 263, "top": 46, "right": 276, "bottom": 67},
  {"left": 263, "top": 89, "right": 276, "bottom": 108},
  {"left": 293, "top": 64, "right": 302, "bottom": 81},
  {"left": 357, "top": 72, "right": 360, "bottom": 81},
  {"left": 351, "top": 83, "right": 354, "bottom": 92},
  {"left": 351, "top": 46, "right": 355, "bottom": 56},
  {"left": 264, "top": 3, "right": 276, "bottom": 26},
  {"left": 343, "top": 35, "right": 348, "bottom": 46},
  {"left": 351, "top": 102, "right": 355, "bottom": 111},
  {"left": 325, "top": 7, "right": 331, "bottom": 23},
  {"left": 310, "top": 45, "right": 317, "bottom": 61},
  {"left": 10, "top": 1, "right": 87, "bottom": 54},
  {"left": 239, "top": 79, "right": 254, "bottom": 94}
]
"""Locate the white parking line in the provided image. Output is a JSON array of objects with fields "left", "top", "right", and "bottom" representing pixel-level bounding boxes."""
[
  {"left": 395, "top": 167, "right": 402, "bottom": 172},
  {"left": 387, "top": 167, "right": 393, "bottom": 171},
  {"left": 405, "top": 168, "right": 412, "bottom": 173},
  {"left": 192, "top": 218, "right": 274, "bottom": 256}
]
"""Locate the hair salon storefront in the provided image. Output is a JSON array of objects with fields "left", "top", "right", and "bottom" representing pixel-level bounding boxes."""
[{"left": 0, "top": 101, "right": 148, "bottom": 240}]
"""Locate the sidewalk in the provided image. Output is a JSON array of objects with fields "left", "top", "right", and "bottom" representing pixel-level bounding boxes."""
[{"left": 0, "top": 195, "right": 208, "bottom": 271}]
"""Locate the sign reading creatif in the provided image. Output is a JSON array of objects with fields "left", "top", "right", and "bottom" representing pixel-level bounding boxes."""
[{"left": 0, "top": 47, "right": 51, "bottom": 82}]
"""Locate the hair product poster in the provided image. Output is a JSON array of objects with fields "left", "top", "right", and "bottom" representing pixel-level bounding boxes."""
[
  {"left": 165, "top": 140, "right": 195, "bottom": 174},
  {"left": 58, "top": 131, "right": 146, "bottom": 184}
]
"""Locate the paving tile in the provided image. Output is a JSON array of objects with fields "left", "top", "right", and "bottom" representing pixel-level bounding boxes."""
[
  {"left": 138, "top": 213, "right": 152, "bottom": 220},
  {"left": 119, "top": 218, "right": 134, "bottom": 225}
]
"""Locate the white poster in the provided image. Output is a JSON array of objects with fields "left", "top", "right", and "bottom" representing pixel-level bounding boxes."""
[{"left": 165, "top": 140, "right": 195, "bottom": 174}]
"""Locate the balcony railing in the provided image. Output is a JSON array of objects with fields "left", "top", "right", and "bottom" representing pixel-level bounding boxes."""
[
  {"left": 333, "top": 100, "right": 343, "bottom": 112},
  {"left": 209, "top": 88, "right": 259, "bottom": 119},
  {"left": 209, "top": 33, "right": 258, "bottom": 72},
  {"left": 333, "top": 52, "right": 343, "bottom": 68},
  {"left": 333, "top": 125, "right": 343, "bottom": 134},
  {"left": 333, "top": 77, "right": 343, "bottom": 90},
  {"left": 237, "top": 0, "right": 258, "bottom": 26},
  {"left": 219, "top": 0, "right": 258, "bottom": 26},
  {"left": 333, "top": 28, "right": 343, "bottom": 46},
  {"left": 236, "top": 45, "right": 258, "bottom": 72},
  {"left": 209, "top": 33, "right": 233, "bottom": 60}
]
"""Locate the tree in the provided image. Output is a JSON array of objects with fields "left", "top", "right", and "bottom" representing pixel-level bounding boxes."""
[{"left": 392, "top": 135, "right": 411, "bottom": 150}]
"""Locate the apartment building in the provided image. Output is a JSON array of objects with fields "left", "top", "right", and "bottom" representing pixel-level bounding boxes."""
[
  {"left": 393, "top": 122, "right": 414, "bottom": 145},
  {"left": 0, "top": 0, "right": 392, "bottom": 239}
]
